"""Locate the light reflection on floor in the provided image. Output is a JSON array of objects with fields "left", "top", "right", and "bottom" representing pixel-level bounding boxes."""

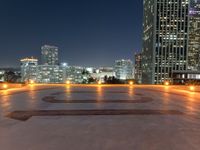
[{"left": 1, "top": 85, "right": 200, "bottom": 150}]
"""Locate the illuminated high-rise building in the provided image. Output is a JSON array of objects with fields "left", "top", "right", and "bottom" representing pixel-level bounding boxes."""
[
  {"left": 36, "top": 65, "right": 64, "bottom": 83},
  {"left": 114, "top": 59, "right": 133, "bottom": 80},
  {"left": 65, "top": 66, "right": 85, "bottom": 83},
  {"left": 135, "top": 53, "right": 142, "bottom": 84},
  {"left": 142, "top": 0, "right": 189, "bottom": 84},
  {"left": 38, "top": 45, "right": 64, "bottom": 83},
  {"left": 20, "top": 57, "right": 38, "bottom": 82},
  {"left": 188, "top": 0, "right": 200, "bottom": 71},
  {"left": 41, "top": 45, "right": 59, "bottom": 65}
]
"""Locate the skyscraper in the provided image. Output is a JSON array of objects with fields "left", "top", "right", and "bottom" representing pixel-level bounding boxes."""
[
  {"left": 114, "top": 59, "right": 133, "bottom": 80},
  {"left": 20, "top": 57, "right": 38, "bottom": 82},
  {"left": 142, "top": 0, "right": 190, "bottom": 84},
  {"left": 135, "top": 53, "right": 142, "bottom": 84},
  {"left": 38, "top": 45, "right": 64, "bottom": 83},
  {"left": 41, "top": 45, "right": 59, "bottom": 65},
  {"left": 188, "top": 0, "right": 200, "bottom": 71}
]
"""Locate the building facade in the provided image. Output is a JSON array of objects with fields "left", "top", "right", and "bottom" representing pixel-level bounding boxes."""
[
  {"left": 37, "top": 45, "right": 64, "bottom": 83},
  {"left": 65, "top": 66, "right": 85, "bottom": 83},
  {"left": 188, "top": 0, "right": 200, "bottom": 71},
  {"left": 41, "top": 45, "right": 59, "bottom": 65},
  {"left": 135, "top": 53, "right": 142, "bottom": 84},
  {"left": 172, "top": 70, "right": 200, "bottom": 84},
  {"left": 36, "top": 65, "right": 64, "bottom": 83},
  {"left": 114, "top": 59, "right": 133, "bottom": 80},
  {"left": 0, "top": 70, "right": 5, "bottom": 82},
  {"left": 20, "top": 58, "right": 38, "bottom": 82},
  {"left": 142, "top": 0, "right": 190, "bottom": 84}
]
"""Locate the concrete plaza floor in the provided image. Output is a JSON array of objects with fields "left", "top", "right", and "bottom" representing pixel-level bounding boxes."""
[{"left": 0, "top": 84, "right": 200, "bottom": 150}]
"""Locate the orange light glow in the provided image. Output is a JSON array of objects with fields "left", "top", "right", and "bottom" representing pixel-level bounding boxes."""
[
  {"left": 98, "top": 81, "right": 102, "bottom": 85},
  {"left": 129, "top": 81, "right": 133, "bottom": 85},
  {"left": 164, "top": 81, "right": 169, "bottom": 86},
  {"left": 190, "top": 86, "right": 195, "bottom": 91},
  {"left": 29, "top": 80, "right": 35, "bottom": 84},
  {"left": 3, "top": 84, "right": 8, "bottom": 89},
  {"left": 66, "top": 80, "right": 71, "bottom": 85}
]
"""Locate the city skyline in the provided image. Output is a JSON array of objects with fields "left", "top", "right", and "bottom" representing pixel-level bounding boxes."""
[
  {"left": 0, "top": 0, "right": 142, "bottom": 68},
  {"left": 19, "top": 45, "right": 134, "bottom": 84},
  {"left": 1, "top": 1, "right": 200, "bottom": 150}
]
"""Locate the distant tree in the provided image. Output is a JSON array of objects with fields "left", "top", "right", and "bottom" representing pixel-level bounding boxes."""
[
  {"left": 82, "top": 70, "right": 90, "bottom": 75},
  {"left": 104, "top": 76, "right": 124, "bottom": 84},
  {"left": 4, "top": 71, "right": 20, "bottom": 83},
  {"left": 88, "top": 77, "right": 96, "bottom": 83},
  {"left": 104, "top": 75, "right": 108, "bottom": 83},
  {"left": 82, "top": 79, "right": 87, "bottom": 84}
]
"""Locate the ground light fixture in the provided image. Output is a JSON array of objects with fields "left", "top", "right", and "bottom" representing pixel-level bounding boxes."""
[
  {"left": 29, "top": 80, "right": 35, "bottom": 84},
  {"left": 3, "top": 84, "right": 8, "bottom": 89},
  {"left": 164, "top": 81, "right": 169, "bottom": 86},
  {"left": 66, "top": 80, "right": 71, "bottom": 85},
  {"left": 129, "top": 81, "right": 133, "bottom": 85},
  {"left": 189, "top": 86, "right": 195, "bottom": 91}
]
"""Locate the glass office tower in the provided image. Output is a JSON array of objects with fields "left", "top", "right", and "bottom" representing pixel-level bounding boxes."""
[
  {"left": 142, "top": 0, "right": 189, "bottom": 84},
  {"left": 188, "top": 0, "right": 200, "bottom": 71},
  {"left": 135, "top": 53, "right": 142, "bottom": 84}
]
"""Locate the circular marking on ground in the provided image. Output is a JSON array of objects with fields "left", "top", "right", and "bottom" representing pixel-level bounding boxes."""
[
  {"left": 6, "top": 109, "right": 186, "bottom": 121},
  {"left": 42, "top": 96, "right": 153, "bottom": 104},
  {"left": 51, "top": 91, "right": 143, "bottom": 96}
]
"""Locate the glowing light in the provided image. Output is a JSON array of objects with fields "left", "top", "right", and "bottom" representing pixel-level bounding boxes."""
[
  {"left": 98, "top": 81, "right": 102, "bottom": 85},
  {"left": 66, "top": 80, "right": 71, "bottom": 85},
  {"left": 62, "top": 63, "right": 68, "bottom": 67},
  {"left": 190, "top": 86, "right": 195, "bottom": 91},
  {"left": 164, "top": 81, "right": 169, "bottom": 86},
  {"left": 29, "top": 80, "right": 35, "bottom": 84},
  {"left": 128, "top": 85, "right": 134, "bottom": 96},
  {"left": 20, "top": 58, "right": 38, "bottom": 62},
  {"left": 3, "top": 84, "right": 8, "bottom": 89},
  {"left": 129, "top": 81, "right": 133, "bottom": 85}
]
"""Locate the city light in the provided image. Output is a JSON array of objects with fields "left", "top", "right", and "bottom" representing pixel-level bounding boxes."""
[{"left": 61, "top": 62, "right": 68, "bottom": 67}]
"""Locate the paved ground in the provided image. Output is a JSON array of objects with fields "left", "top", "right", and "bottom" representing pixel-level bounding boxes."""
[{"left": 0, "top": 84, "right": 200, "bottom": 150}]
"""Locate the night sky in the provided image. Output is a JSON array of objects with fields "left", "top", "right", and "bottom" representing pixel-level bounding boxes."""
[{"left": 0, "top": 0, "right": 143, "bottom": 67}]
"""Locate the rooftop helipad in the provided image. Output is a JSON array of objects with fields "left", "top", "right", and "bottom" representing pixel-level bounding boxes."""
[{"left": 0, "top": 84, "right": 200, "bottom": 150}]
